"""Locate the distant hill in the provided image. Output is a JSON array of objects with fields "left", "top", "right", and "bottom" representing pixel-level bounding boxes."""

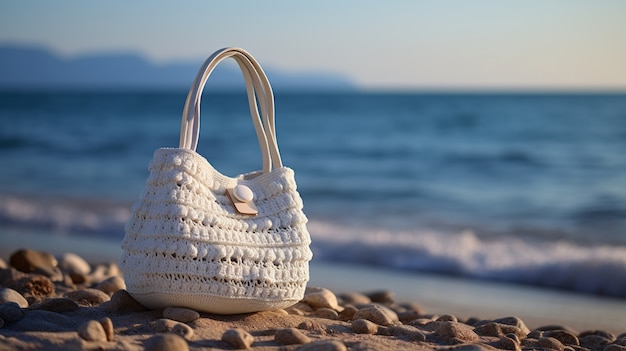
[{"left": 0, "top": 44, "right": 355, "bottom": 91}]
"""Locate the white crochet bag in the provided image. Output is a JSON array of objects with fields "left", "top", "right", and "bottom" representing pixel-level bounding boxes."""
[{"left": 120, "top": 48, "right": 313, "bottom": 314}]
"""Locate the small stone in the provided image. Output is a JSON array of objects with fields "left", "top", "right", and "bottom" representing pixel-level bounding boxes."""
[
  {"left": 64, "top": 288, "right": 110, "bottom": 306},
  {"left": 605, "top": 345, "right": 626, "bottom": 351},
  {"left": 311, "top": 307, "right": 339, "bottom": 320},
  {"left": 524, "top": 337, "right": 565, "bottom": 351},
  {"left": 433, "top": 321, "right": 480, "bottom": 344},
  {"left": 222, "top": 328, "right": 254, "bottom": 349},
  {"left": 171, "top": 323, "right": 194, "bottom": 340},
  {"left": 497, "top": 335, "right": 520, "bottom": 351},
  {"left": 295, "top": 340, "right": 347, "bottom": 351},
  {"left": 275, "top": 327, "right": 311, "bottom": 345},
  {"left": 303, "top": 287, "right": 341, "bottom": 311},
  {"left": 163, "top": 307, "right": 199, "bottom": 323},
  {"left": 437, "top": 314, "right": 458, "bottom": 322},
  {"left": 544, "top": 330, "right": 580, "bottom": 346},
  {"left": 353, "top": 304, "right": 399, "bottom": 326},
  {"left": 95, "top": 276, "right": 126, "bottom": 296},
  {"left": 34, "top": 298, "right": 80, "bottom": 313},
  {"left": 338, "top": 292, "right": 371, "bottom": 305},
  {"left": 351, "top": 319, "right": 379, "bottom": 334},
  {"left": 298, "top": 320, "right": 326, "bottom": 334},
  {"left": 57, "top": 253, "right": 91, "bottom": 275},
  {"left": 0, "top": 302, "right": 24, "bottom": 323},
  {"left": 474, "top": 322, "right": 526, "bottom": 339},
  {"left": 78, "top": 320, "right": 107, "bottom": 342},
  {"left": 388, "top": 325, "right": 426, "bottom": 342},
  {"left": 151, "top": 318, "right": 179, "bottom": 333},
  {"left": 580, "top": 330, "right": 615, "bottom": 341},
  {"left": 69, "top": 272, "right": 88, "bottom": 285},
  {"left": 579, "top": 335, "right": 611, "bottom": 351},
  {"left": 9, "top": 249, "right": 57, "bottom": 274},
  {"left": 99, "top": 317, "right": 115, "bottom": 342},
  {"left": 365, "top": 290, "right": 395, "bottom": 304},
  {"left": 0, "top": 288, "right": 28, "bottom": 308},
  {"left": 397, "top": 309, "right": 422, "bottom": 324},
  {"left": 144, "top": 333, "right": 189, "bottom": 351},
  {"left": 10, "top": 275, "right": 55, "bottom": 299},
  {"left": 286, "top": 302, "right": 314, "bottom": 314},
  {"left": 338, "top": 305, "right": 358, "bottom": 321},
  {"left": 0, "top": 258, "right": 7, "bottom": 269},
  {"left": 492, "top": 316, "right": 530, "bottom": 337},
  {"left": 108, "top": 290, "right": 147, "bottom": 313}
]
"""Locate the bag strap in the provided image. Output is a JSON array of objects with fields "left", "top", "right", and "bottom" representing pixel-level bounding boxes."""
[{"left": 179, "top": 47, "right": 282, "bottom": 173}]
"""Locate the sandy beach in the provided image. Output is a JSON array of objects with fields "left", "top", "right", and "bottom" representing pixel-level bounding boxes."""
[{"left": 1, "top": 247, "right": 625, "bottom": 351}]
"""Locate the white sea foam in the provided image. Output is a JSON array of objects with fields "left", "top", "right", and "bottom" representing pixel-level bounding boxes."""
[{"left": 308, "top": 220, "right": 626, "bottom": 297}]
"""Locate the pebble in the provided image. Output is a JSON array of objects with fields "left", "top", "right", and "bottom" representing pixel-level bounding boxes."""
[
  {"left": 222, "top": 328, "right": 254, "bottom": 349},
  {"left": 10, "top": 275, "right": 55, "bottom": 300},
  {"left": 34, "top": 298, "right": 80, "bottom": 313},
  {"left": 77, "top": 320, "right": 107, "bottom": 342},
  {"left": 303, "top": 287, "right": 340, "bottom": 311},
  {"left": 311, "top": 307, "right": 339, "bottom": 320},
  {"left": 275, "top": 327, "right": 311, "bottom": 345},
  {"left": 474, "top": 322, "right": 526, "bottom": 339},
  {"left": 388, "top": 325, "right": 426, "bottom": 342},
  {"left": 144, "top": 333, "right": 189, "bottom": 351},
  {"left": 365, "top": 290, "right": 395, "bottom": 304},
  {"left": 9, "top": 249, "right": 57, "bottom": 274},
  {"left": 351, "top": 318, "right": 379, "bottom": 334},
  {"left": 95, "top": 276, "right": 126, "bottom": 296},
  {"left": 0, "top": 288, "right": 29, "bottom": 308},
  {"left": 437, "top": 314, "right": 458, "bottom": 323},
  {"left": 579, "top": 335, "right": 612, "bottom": 351},
  {"left": 163, "top": 307, "right": 199, "bottom": 323},
  {"left": 352, "top": 304, "right": 399, "bottom": 326},
  {"left": 57, "top": 252, "right": 91, "bottom": 275},
  {"left": 543, "top": 330, "right": 580, "bottom": 346},
  {"left": 99, "top": 317, "right": 115, "bottom": 342},
  {"left": 0, "top": 257, "right": 7, "bottom": 269},
  {"left": 107, "top": 290, "right": 147, "bottom": 313},
  {"left": 151, "top": 318, "right": 179, "bottom": 333},
  {"left": 433, "top": 321, "right": 480, "bottom": 344},
  {"left": 492, "top": 316, "right": 530, "bottom": 336},
  {"left": 171, "top": 323, "right": 194, "bottom": 341},
  {"left": 295, "top": 340, "right": 347, "bottom": 351},
  {"left": 338, "top": 292, "right": 371, "bottom": 305},
  {"left": 64, "top": 288, "right": 110, "bottom": 306},
  {"left": 497, "top": 334, "right": 521, "bottom": 351},
  {"left": 338, "top": 305, "right": 358, "bottom": 321},
  {"left": 521, "top": 337, "right": 564, "bottom": 351},
  {"left": 397, "top": 309, "right": 422, "bottom": 324},
  {"left": 0, "top": 302, "right": 24, "bottom": 323}
]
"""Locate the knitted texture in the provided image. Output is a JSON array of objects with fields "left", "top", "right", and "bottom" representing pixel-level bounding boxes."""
[{"left": 120, "top": 148, "right": 313, "bottom": 314}]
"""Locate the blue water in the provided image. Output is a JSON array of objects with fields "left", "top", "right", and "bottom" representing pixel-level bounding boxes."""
[{"left": 1, "top": 91, "right": 625, "bottom": 297}]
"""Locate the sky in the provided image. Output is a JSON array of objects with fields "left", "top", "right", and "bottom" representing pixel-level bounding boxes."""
[{"left": 1, "top": 1, "right": 626, "bottom": 90}]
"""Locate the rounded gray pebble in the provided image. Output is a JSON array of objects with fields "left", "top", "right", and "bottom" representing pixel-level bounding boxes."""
[
  {"left": 78, "top": 320, "right": 107, "bottom": 342},
  {"left": 275, "top": 328, "right": 311, "bottom": 345},
  {"left": 389, "top": 324, "right": 426, "bottom": 341},
  {"left": 57, "top": 252, "right": 91, "bottom": 275},
  {"left": 163, "top": 307, "right": 199, "bottom": 323},
  {"left": 100, "top": 317, "right": 115, "bottom": 342},
  {"left": 145, "top": 333, "right": 189, "bottom": 351},
  {"left": 95, "top": 276, "right": 126, "bottom": 295},
  {"left": 108, "top": 290, "right": 147, "bottom": 313},
  {"left": 295, "top": 340, "right": 347, "bottom": 351},
  {"left": 171, "top": 323, "right": 194, "bottom": 340},
  {"left": 351, "top": 319, "right": 379, "bottom": 334},
  {"left": 353, "top": 304, "right": 399, "bottom": 326},
  {"left": 35, "top": 298, "right": 80, "bottom": 313},
  {"left": 0, "top": 302, "right": 24, "bottom": 323},
  {"left": 0, "top": 288, "right": 28, "bottom": 308},
  {"left": 64, "top": 288, "right": 110, "bottom": 306},
  {"left": 222, "top": 328, "right": 254, "bottom": 349},
  {"left": 151, "top": 318, "right": 178, "bottom": 333}
]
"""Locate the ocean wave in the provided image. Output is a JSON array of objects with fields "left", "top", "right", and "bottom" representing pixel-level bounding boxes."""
[
  {"left": 0, "top": 193, "right": 130, "bottom": 238},
  {"left": 308, "top": 221, "right": 626, "bottom": 298}
]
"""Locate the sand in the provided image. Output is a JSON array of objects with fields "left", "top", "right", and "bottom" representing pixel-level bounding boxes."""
[{"left": 1, "top": 249, "right": 625, "bottom": 351}]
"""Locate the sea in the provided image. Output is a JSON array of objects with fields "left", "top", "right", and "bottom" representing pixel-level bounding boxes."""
[{"left": 1, "top": 91, "right": 625, "bottom": 305}]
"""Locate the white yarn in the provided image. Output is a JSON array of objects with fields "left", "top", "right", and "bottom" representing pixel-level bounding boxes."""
[{"left": 120, "top": 148, "right": 313, "bottom": 314}]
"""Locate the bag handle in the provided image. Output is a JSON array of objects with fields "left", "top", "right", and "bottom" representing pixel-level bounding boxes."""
[{"left": 179, "top": 47, "right": 282, "bottom": 173}]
